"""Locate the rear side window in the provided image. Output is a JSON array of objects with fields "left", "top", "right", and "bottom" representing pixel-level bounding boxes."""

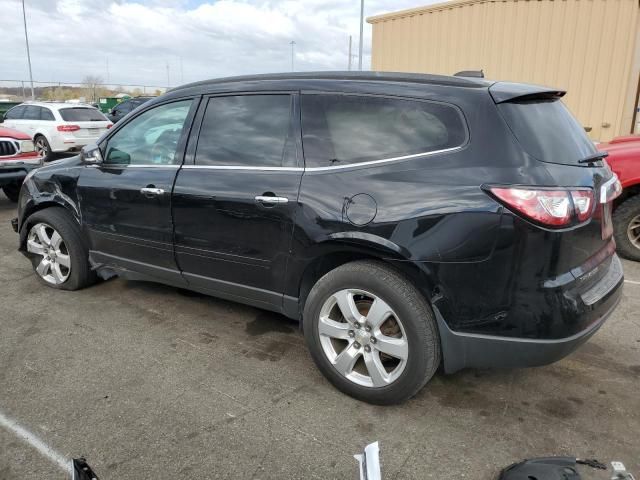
[
  {"left": 195, "top": 95, "right": 293, "bottom": 168},
  {"left": 301, "top": 94, "right": 467, "bottom": 168},
  {"left": 41, "top": 108, "right": 55, "bottom": 121},
  {"left": 5, "top": 106, "right": 25, "bottom": 120},
  {"left": 59, "top": 108, "right": 106, "bottom": 122},
  {"left": 498, "top": 99, "right": 596, "bottom": 165}
]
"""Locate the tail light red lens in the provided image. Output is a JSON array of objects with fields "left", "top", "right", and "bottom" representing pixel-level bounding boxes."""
[
  {"left": 571, "top": 190, "right": 595, "bottom": 222},
  {"left": 57, "top": 125, "right": 80, "bottom": 132},
  {"left": 107, "top": 123, "right": 113, "bottom": 129},
  {"left": 489, "top": 187, "right": 594, "bottom": 228}
]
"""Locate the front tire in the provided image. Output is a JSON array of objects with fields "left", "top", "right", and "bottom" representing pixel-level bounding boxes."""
[
  {"left": 2, "top": 182, "right": 20, "bottom": 202},
  {"left": 25, "top": 208, "right": 96, "bottom": 290},
  {"left": 613, "top": 195, "right": 640, "bottom": 261},
  {"left": 303, "top": 260, "right": 441, "bottom": 405}
]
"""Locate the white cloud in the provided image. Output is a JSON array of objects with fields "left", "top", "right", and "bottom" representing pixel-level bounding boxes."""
[{"left": 1, "top": 0, "right": 432, "bottom": 89}]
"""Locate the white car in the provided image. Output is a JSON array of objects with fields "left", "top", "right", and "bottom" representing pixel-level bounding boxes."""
[{"left": 2, "top": 102, "right": 112, "bottom": 159}]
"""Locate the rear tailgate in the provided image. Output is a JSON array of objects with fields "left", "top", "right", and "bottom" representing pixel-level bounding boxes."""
[
  {"left": 58, "top": 107, "right": 111, "bottom": 139},
  {"left": 491, "top": 82, "right": 622, "bottom": 283}
]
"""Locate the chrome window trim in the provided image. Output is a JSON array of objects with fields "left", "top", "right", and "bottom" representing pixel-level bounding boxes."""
[
  {"left": 92, "top": 164, "right": 181, "bottom": 169},
  {"left": 183, "top": 145, "right": 462, "bottom": 172}
]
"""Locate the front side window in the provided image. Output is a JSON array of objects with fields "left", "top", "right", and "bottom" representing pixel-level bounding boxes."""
[
  {"left": 301, "top": 94, "right": 467, "bottom": 168},
  {"left": 5, "top": 106, "right": 26, "bottom": 120},
  {"left": 59, "top": 108, "right": 106, "bottom": 122},
  {"left": 104, "top": 100, "right": 192, "bottom": 165},
  {"left": 195, "top": 95, "right": 293, "bottom": 167}
]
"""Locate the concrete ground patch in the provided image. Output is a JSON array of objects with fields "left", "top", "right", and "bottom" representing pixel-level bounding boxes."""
[{"left": 0, "top": 192, "right": 638, "bottom": 479}]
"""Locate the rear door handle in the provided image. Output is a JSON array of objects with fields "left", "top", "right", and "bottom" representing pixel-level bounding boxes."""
[
  {"left": 255, "top": 195, "right": 288, "bottom": 205},
  {"left": 140, "top": 187, "right": 165, "bottom": 196}
]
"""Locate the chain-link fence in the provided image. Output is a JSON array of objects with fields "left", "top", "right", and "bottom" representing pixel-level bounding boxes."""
[{"left": 0, "top": 79, "right": 169, "bottom": 103}]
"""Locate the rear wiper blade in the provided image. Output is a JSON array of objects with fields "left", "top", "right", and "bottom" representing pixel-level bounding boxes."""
[{"left": 578, "top": 151, "right": 608, "bottom": 164}]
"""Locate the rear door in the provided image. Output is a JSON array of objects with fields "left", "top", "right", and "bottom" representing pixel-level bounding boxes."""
[
  {"left": 77, "top": 98, "right": 197, "bottom": 285},
  {"left": 172, "top": 93, "right": 302, "bottom": 310}
]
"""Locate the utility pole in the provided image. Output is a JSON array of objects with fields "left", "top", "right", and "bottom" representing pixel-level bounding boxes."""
[
  {"left": 290, "top": 41, "right": 296, "bottom": 71},
  {"left": 358, "top": 0, "right": 364, "bottom": 71},
  {"left": 348, "top": 36, "right": 353, "bottom": 71},
  {"left": 21, "top": 0, "right": 35, "bottom": 99}
]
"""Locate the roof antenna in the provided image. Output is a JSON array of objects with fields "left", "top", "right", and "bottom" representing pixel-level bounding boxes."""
[{"left": 454, "top": 69, "right": 484, "bottom": 78}]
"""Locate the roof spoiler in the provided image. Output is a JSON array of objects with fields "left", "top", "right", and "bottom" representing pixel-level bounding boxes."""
[
  {"left": 454, "top": 69, "right": 484, "bottom": 78},
  {"left": 489, "top": 81, "right": 566, "bottom": 103}
]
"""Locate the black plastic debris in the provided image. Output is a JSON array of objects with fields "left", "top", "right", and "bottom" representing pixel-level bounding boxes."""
[
  {"left": 72, "top": 457, "right": 99, "bottom": 480},
  {"left": 498, "top": 457, "right": 581, "bottom": 480}
]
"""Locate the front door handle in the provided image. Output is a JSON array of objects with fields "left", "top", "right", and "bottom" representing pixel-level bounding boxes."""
[
  {"left": 255, "top": 195, "right": 288, "bottom": 205},
  {"left": 140, "top": 187, "right": 165, "bottom": 196}
]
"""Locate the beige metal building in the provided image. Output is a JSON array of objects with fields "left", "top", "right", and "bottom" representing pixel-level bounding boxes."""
[{"left": 368, "top": 0, "right": 640, "bottom": 141}]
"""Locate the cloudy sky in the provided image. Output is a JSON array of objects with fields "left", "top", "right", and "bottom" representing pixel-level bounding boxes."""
[{"left": 2, "top": 0, "right": 433, "bottom": 89}]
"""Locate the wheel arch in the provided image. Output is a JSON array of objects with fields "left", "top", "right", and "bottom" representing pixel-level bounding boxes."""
[
  {"left": 294, "top": 237, "right": 439, "bottom": 319},
  {"left": 19, "top": 200, "right": 80, "bottom": 251}
]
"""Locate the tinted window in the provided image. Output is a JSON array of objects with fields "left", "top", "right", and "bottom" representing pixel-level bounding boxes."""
[
  {"left": 195, "top": 95, "right": 293, "bottom": 167},
  {"left": 104, "top": 100, "right": 192, "bottom": 165},
  {"left": 498, "top": 99, "right": 596, "bottom": 165},
  {"left": 23, "top": 106, "right": 41, "bottom": 120},
  {"left": 41, "top": 108, "right": 55, "bottom": 121},
  {"left": 5, "top": 105, "right": 26, "bottom": 120},
  {"left": 115, "top": 103, "right": 132, "bottom": 114},
  {"left": 59, "top": 108, "right": 106, "bottom": 122},
  {"left": 301, "top": 94, "right": 467, "bottom": 167}
]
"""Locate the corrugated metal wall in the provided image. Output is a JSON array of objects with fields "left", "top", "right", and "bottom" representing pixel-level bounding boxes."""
[{"left": 369, "top": 0, "right": 640, "bottom": 141}]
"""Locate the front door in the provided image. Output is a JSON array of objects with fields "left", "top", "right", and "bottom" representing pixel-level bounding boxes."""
[
  {"left": 77, "top": 98, "right": 197, "bottom": 285},
  {"left": 172, "top": 93, "right": 302, "bottom": 310}
]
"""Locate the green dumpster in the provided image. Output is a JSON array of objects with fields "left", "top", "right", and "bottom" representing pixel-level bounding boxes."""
[
  {"left": 0, "top": 101, "right": 21, "bottom": 122},
  {"left": 98, "top": 96, "right": 131, "bottom": 114}
]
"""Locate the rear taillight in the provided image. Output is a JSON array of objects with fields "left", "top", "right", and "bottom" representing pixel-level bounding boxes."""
[
  {"left": 571, "top": 190, "right": 594, "bottom": 222},
  {"left": 57, "top": 125, "right": 80, "bottom": 132},
  {"left": 488, "top": 187, "right": 595, "bottom": 228},
  {"left": 107, "top": 123, "right": 113, "bottom": 129}
]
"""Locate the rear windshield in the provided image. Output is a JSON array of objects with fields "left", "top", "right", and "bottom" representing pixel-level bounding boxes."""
[
  {"left": 498, "top": 99, "right": 597, "bottom": 165},
  {"left": 59, "top": 108, "right": 106, "bottom": 122}
]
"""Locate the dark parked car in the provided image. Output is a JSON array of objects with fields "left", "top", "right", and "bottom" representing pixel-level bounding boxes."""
[
  {"left": 106, "top": 96, "right": 154, "bottom": 123},
  {"left": 12, "top": 72, "right": 624, "bottom": 404}
]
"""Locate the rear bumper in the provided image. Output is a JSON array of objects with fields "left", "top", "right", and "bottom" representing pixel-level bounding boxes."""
[
  {"left": 51, "top": 136, "right": 99, "bottom": 153},
  {"left": 438, "top": 254, "right": 624, "bottom": 373}
]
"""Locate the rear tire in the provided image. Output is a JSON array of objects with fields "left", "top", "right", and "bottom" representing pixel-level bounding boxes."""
[
  {"left": 613, "top": 195, "right": 640, "bottom": 261},
  {"left": 2, "top": 182, "right": 20, "bottom": 202},
  {"left": 34, "top": 135, "right": 51, "bottom": 162},
  {"left": 303, "top": 260, "right": 440, "bottom": 405},
  {"left": 24, "top": 207, "right": 96, "bottom": 290}
]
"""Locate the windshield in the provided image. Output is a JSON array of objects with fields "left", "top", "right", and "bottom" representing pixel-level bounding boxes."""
[
  {"left": 498, "top": 99, "right": 597, "bottom": 165},
  {"left": 59, "top": 107, "right": 107, "bottom": 122}
]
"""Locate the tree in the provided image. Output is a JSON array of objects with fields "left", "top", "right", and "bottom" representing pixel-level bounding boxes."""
[{"left": 81, "top": 75, "right": 104, "bottom": 103}]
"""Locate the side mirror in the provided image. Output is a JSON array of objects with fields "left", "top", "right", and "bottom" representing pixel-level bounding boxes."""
[{"left": 81, "top": 145, "right": 103, "bottom": 164}]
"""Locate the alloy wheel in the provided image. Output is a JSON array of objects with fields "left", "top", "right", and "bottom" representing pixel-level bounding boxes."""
[
  {"left": 628, "top": 214, "right": 640, "bottom": 250},
  {"left": 35, "top": 138, "right": 48, "bottom": 158},
  {"left": 317, "top": 289, "right": 408, "bottom": 388},
  {"left": 27, "top": 223, "right": 71, "bottom": 285}
]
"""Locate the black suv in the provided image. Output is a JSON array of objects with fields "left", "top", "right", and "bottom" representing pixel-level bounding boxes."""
[
  {"left": 107, "top": 96, "right": 155, "bottom": 123},
  {"left": 12, "top": 72, "right": 624, "bottom": 405}
]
